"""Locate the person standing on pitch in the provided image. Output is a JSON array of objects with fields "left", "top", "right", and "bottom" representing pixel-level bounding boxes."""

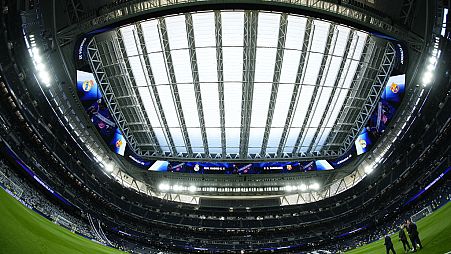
[
  {"left": 384, "top": 234, "right": 397, "bottom": 254},
  {"left": 406, "top": 218, "right": 423, "bottom": 251},
  {"left": 398, "top": 225, "right": 411, "bottom": 253}
]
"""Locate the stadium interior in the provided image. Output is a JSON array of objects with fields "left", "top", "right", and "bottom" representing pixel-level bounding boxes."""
[{"left": 0, "top": 0, "right": 450, "bottom": 253}]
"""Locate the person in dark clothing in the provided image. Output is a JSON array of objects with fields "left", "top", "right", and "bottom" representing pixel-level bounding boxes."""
[
  {"left": 398, "top": 225, "right": 411, "bottom": 253},
  {"left": 406, "top": 219, "right": 423, "bottom": 251},
  {"left": 384, "top": 235, "right": 397, "bottom": 254}
]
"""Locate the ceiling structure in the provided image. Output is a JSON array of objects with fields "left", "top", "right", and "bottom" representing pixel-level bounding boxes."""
[{"left": 88, "top": 10, "right": 395, "bottom": 161}]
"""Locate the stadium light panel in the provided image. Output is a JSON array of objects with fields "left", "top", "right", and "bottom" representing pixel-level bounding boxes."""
[
  {"left": 422, "top": 71, "right": 433, "bottom": 85},
  {"left": 364, "top": 165, "right": 374, "bottom": 174},
  {"left": 158, "top": 183, "right": 170, "bottom": 191},
  {"left": 28, "top": 44, "right": 52, "bottom": 87},
  {"left": 309, "top": 182, "right": 320, "bottom": 191},
  {"left": 104, "top": 163, "right": 114, "bottom": 173},
  {"left": 442, "top": 9, "right": 448, "bottom": 36},
  {"left": 189, "top": 185, "right": 197, "bottom": 193},
  {"left": 39, "top": 71, "right": 51, "bottom": 85},
  {"left": 173, "top": 185, "right": 183, "bottom": 192},
  {"left": 298, "top": 184, "right": 308, "bottom": 192}
]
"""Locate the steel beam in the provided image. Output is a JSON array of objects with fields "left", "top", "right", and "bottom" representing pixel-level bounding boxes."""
[
  {"left": 239, "top": 11, "right": 258, "bottom": 158},
  {"left": 276, "top": 18, "right": 313, "bottom": 157},
  {"left": 116, "top": 29, "right": 161, "bottom": 154},
  {"left": 260, "top": 14, "right": 288, "bottom": 156},
  {"left": 185, "top": 13, "right": 210, "bottom": 156},
  {"left": 400, "top": 0, "right": 416, "bottom": 27},
  {"left": 215, "top": 11, "right": 227, "bottom": 157},
  {"left": 132, "top": 23, "right": 178, "bottom": 155},
  {"left": 339, "top": 43, "right": 396, "bottom": 153},
  {"left": 87, "top": 38, "right": 140, "bottom": 152},
  {"left": 324, "top": 36, "right": 374, "bottom": 152},
  {"left": 292, "top": 23, "right": 336, "bottom": 155},
  {"left": 307, "top": 30, "right": 355, "bottom": 153},
  {"left": 158, "top": 17, "right": 193, "bottom": 155}
]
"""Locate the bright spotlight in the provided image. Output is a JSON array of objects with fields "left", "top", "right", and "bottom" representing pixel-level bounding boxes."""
[
  {"left": 32, "top": 47, "right": 39, "bottom": 55},
  {"left": 428, "top": 56, "right": 436, "bottom": 64},
  {"left": 39, "top": 71, "right": 51, "bottom": 86},
  {"left": 364, "top": 165, "right": 374, "bottom": 174},
  {"left": 298, "top": 184, "right": 307, "bottom": 192},
  {"left": 374, "top": 156, "right": 382, "bottom": 164},
  {"left": 158, "top": 183, "right": 170, "bottom": 191},
  {"left": 34, "top": 54, "right": 42, "bottom": 64},
  {"left": 426, "top": 64, "right": 435, "bottom": 71},
  {"left": 173, "top": 185, "right": 183, "bottom": 192},
  {"left": 422, "top": 71, "right": 433, "bottom": 85},
  {"left": 309, "top": 182, "right": 320, "bottom": 191},
  {"left": 189, "top": 185, "right": 197, "bottom": 193},
  {"left": 36, "top": 63, "right": 45, "bottom": 71},
  {"left": 285, "top": 185, "right": 293, "bottom": 192},
  {"left": 104, "top": 163, "right": 114, "bottom": 173}
]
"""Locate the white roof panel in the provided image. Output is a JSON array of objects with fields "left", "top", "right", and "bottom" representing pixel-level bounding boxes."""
[{"left": 102, "top": 11, "right": 377, "bottom": 160}]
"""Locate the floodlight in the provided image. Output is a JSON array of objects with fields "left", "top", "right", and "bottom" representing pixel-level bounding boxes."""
[
  {"left": 422, "top": 71, "right": 433, "bottom": 85},
  {"left": 298, "top": 184, "right": 307, "bottom": 192},
  {"left": 32, "top": 47, "right": 39, "bottom": 55},
  {"left": 364, "top": 165, "right": 374, "bottom": 174},
  {"left": 285, "top": 185, "right": 293, "bottom": 192},
  {"left": 173, "top": 185, "right": 183, "bottom": 191},
  {"left": 104, "top": 163, "right": 114, "bottom": 173},
  {"left": 309, "top": 182, "right": 320, "bottom": 191},
  {"left": 39, "top": 71, "right": 51, "bottom": 85},
  {"left": 34, "top": 54, "right": 42, "bottom": 64},
  {"left": 158, "top": 183, "right": 170, "bottom": 191},
  {"left": 374, "top": 156, "right": 382, "bottom": 164},
  {"left": 36, "top": 63, "right": 45, "bottom": 71},
  {"left": 188, "top": 185, "right": 197, "bottom": 193}
]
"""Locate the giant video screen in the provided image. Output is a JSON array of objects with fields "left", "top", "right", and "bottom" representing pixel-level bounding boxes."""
[{"left": 77, "top": 71, "right": 127, "bottom": 156}]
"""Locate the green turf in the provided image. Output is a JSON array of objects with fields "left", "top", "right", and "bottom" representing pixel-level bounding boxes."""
[
  {"left": 346, "top": 201, "right": 451, "bottom": 254},
  {"left": 0, "top": 188, "right": 124, "bottom": 254}
]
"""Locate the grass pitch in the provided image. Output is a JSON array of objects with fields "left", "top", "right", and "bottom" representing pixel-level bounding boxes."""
[
  {"left": 0, "top": 188, "right": 124, "bottom": 254},
  {"left": 1, "top": 186, "right": 450, "bottom": 254},
  {"left": 345, "top": 201, "right": 451, "bottom": 254}
]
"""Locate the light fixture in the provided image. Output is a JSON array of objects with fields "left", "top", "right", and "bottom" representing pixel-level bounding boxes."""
[
  {"left": 422, "top": 71, "right": 433, "bottom": 85},
  {"left": 173, "top": 185, "right": 183, "bottom": 192},
  {"left": 189, "top": 185, "right": 197, "bottom": 193},
  {"left": 309, "top": 182, "right": 320, "bottom": 191},
  {"left": 39, "top": 71, "right": 51, "bottom": 85},
  {"left": 104, "top": 163, "right": 114, "bottom": 173},
  {"left": 25, "top": 35, "right": 52, "bottom": 87},
  {"left": 364, "top": 165, "right": 374, "bottom": 174},
  {"left": 158, "top": 183, "right": 170, "bottom": 191},
  {"left": 298, "top": 184, "right": 307, "bottom": 192}
]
